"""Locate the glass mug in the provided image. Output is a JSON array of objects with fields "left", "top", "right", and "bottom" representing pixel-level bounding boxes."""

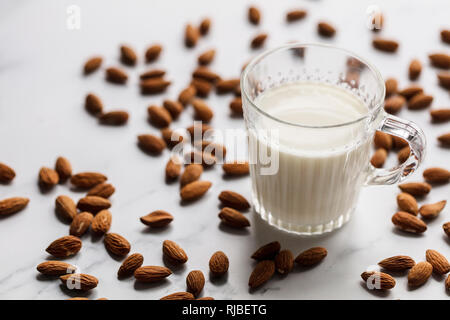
[{"left": 241, "top": 43, "right": 426, "bottom": 235}]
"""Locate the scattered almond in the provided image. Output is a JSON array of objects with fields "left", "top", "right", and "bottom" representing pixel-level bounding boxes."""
[
  {"left": 251, "top": 241, "right": 281, "bottom": 260},
  {"left": 391, "top": 211, "right": 427, "bottom": 233},
  {"left": 138, "top": 134, "right": 166, "bottom": 154},
  {"left": 140, "top": 210, "right": 173, "bottom": 228},
  {"left": 186, "top": 270, "right": 205, "bottom": 296},
  {"left": 374, "top": 131, "right": 392, "bottom": 150},
  {"left": 163, "top": 240, "right": 188, "bottom": 264},
  {"left": 187, "top": 150, "right": 217, "bottom": 167},
  {"left": 398, "top": 182, "right": 431, "bottom": 197},
  {"left": 105, "top": 67, "right": 128, "bottom": 84},
  {"left": 218, "top": 207, "right": 250, "bottom": 228},
  {"left": 163, "top": 100, "right": 183, "bottom": 119},
  {"left": 295, "top": 247, "right": 327, "bottom": 266},
  {"left": 55, "top": 157, "right": 72, "bottom": 182},
  {"left": 399, "top": 85, "right": 423, "bottom": 100},
  {"left": 180, "top": 180, "right": 212, "bottom": 201},
  {"left": 84, "top": 56, "right": 102, "bottom": 75},
  {"left": 198, "top": 49, "right": 215, "bottom": 66},
  {"left": 145, "top": 44, "right": 162, "bottom": 63},
  {"left": 419, "top": 200, "right": 446, "bottom": 219},
  {"left": 378, "top": 255, "right": 415, "bottom": 271},
  {"left": 193, "top": 67, "right": 221, "bottom": 83},
  {"left": 426, "top": 249, "right": 450, "bottom": 275},
  {"left": 384, "top": 95, "right": 405, "bottom": 114},
  {"left": 104, "top": 233, "right": 131, "bottom": 257},
  {"left": 251, "top": 33, "right": 268, "bottom": 49},
  {"left": 222, "top": 161, "right": 249, "bottom": 176},
  {"left": 444, "top": 222, "right": 450, "bottom": 237},
  {"left": 430, "top": 108, "right": 450, "bottom": 122},
  {"left": 209, "top": 251, "right": 229, "bottom": 276},
  {"left": 39, "top": 167, "right": 59, "bottom": 189},
  {"left": 192, "top": 99, "right": 214, "bottom": 122},
  {"left": 185, "top": 24, "right": 199, "bottom": 48},
  {"left": 248, "top": 260, "right": 275, "bottom": 289},
  {"left": 0, "top": 197, "right": 29, "bottom": 216},
  {"left": 161, "top": 128, "right": 184, "bottom": 149},
  {"left": 99, "top": 111, "right": 129, "bottom": 125},
  {"left": 140, "top": 69, "right": 165, "bottom": 80},
  {"left": 391, "top": 135, "right": 409, "bottom": 149},
  {"left": 117, "top": 253, "right": 144, "bottom": 278},
  {"left": 438, "top": 133, "right": 450, "bottom": 146},
  {"left": 147, "top": 105, "right": 172, "bottom": 128},
  {"left": 165, "top": 156, "right": 182, "bottom": 180},
  {"left": 199, "top": 18, "right": 211, "bottom": 36},
  {"left": 195, "top": 140, "right": 226, "bottom": 158},
  {"left": 385, "top": 78, "right": 398, "bottom": 97},
  {"left": 318, "top": 22, "right": 336, "bottom": 37},
  {"left": 140, "top": 78, "right": 171, "bottom": 94},
  {"left": 187, "top": 123, "right": 213, "bottom": 139},
  {"left": 218, "top": 190, "right": 250, "bottom": 210},
  {"left": 370, "top": 148, "right": 387, "bottom": 168},
  {"left": 91, "top": 209, "right": 112, "bottom": 234},
  {"left": 134, "top": 265, "right": 172, "bottom": 282},
  {"left": 0, "top": 163, "right": 15, "bottom": 183},
  {"left": 423, "top": 167, "right": 450, "bottom": 183},
  {"left": 408, "top": 93, "right": 433, "bottom": 110},
  {"left": 120, "top": 45, "right": 137, "bottom": 66},
  {"left": 216, "top": 79, "right": 240, "bottom": 94},
  {"left": 408, "top": 261, "right": 433, "bottom": 287},
  {"left": 397, "top": 192, "right": 418, "bottom": 215},
  {"left": 77, "top": 196, "right": 111, "bottom": 213},
  {"left": 408, "top": 59, "right": 422, "bottom": 80},
  {"left": 84, "top": 93, "right": 103, "bottom": 116},
  {"left": 248, "top": 6, "right": 261, "bottom": 25},
  {"left": 398, "top": 146, "right": 410, "bottom": 164},
  {"left": 87, "top": 183, "right": 115, "bottom": 199},
  {"left": 191, "top": 78, "right": 212, "bottom": 97},
  {"left": 429, "top": 53, "right": 450, "bottom": 69},
  {"left": 178, "top": 85, "right": 197, "bottom": 106},
  {"left": 71, "top": 172, "right": 107, "bottom": 189},
  {"left": 60, "top": 273, "right": 98, "bottom": 291},
  {"left": 275, "top": 250, "right": 294, "bottom": 275},
  {"left": 286, "top": 10, "right": 307, "bottom": 22},
  {"left": 361, "top": 271, "right": 395, "bottom": 290},
  {"left": 230, "top": 97, "right": 243, "bottom": 115},
  {"left": 55, "top": 195, "right": 77, "bottom": 221},
  {"left": 446, "top": 274, "right": 450, "bottom": 291},
  {"left": 372, "top": 38, "right": 399, "bottom": 52},
  {"left": 180, "top": 164, "right": 203, "bottom": 187},
  {"left": 37, "top": 261, "right": 76, "bottom": 276},
  {"left": 437, "top": 72, "right": 450, "bottom": 89},
  {"left": 161, "top": 292, "right": 194, "bottom": 300},
  {"left": 46, "top": 235, "right": 82, "bottom": 258},
  {"left": 69, "top": 212, "right": 94, "bottom": 237}
]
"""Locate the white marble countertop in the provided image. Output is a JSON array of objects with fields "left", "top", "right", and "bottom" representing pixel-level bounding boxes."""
[{"left": 0, "top": 0, "right": 449, "bottom": 300}]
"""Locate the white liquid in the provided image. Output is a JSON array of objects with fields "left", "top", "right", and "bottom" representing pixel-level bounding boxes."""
[{"left": 249, "top": 82, "right": 371, "bottom": 234}]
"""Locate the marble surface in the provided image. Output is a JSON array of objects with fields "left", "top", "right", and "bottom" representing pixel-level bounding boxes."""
[{"left": 0, "top": 0, "right": 449, "bottom": 300}]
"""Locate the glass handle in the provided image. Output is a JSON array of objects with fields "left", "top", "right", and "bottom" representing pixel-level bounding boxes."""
[{"left": 365, "top": 114, "right": 426, "bottom": 185}]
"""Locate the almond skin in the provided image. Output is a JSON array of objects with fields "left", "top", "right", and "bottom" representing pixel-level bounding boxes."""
[
  {"left": 251, "top": 241, "right": 281, "bottom": 260},
  {"left": 372, "top": 38, "right": 399, "bottom": 52},
  {"left": 140, "top": 78, "right": 171, "bottom": 94},
  {"left": 70, "top": 172, "right": 107, "bottom": 189},
  {"left": 191, "top": 78, "right": 212, "bottom": 97},
  {"left": 397, "top": 146, "right": 410, "bottom": 164},
  {"left": 198, "top": 49, "right": 215, "bottom": 66},
  {"left": 117, "top": 253, "right": 144, "bottom": 278},
  {"left": 409, "top": 59, "right": 422, "bottom": 80},
  {"left": 439, "top": 133, "right": 450, "bottom": 146},
  {"left": 429, "top": 53, "right": 450, "bottom": 69},
  {"left": 209, "top": 251, "right": 229, "bottom": 276},
  {"left": 441, "top": 30, "right": 450, "bottom": 44},
  {"left": 145, "top": 44, "right": 162, "bottom": 63},
  {"left": 165, "top": 156, "right": 182, "bottom": 180},
  {"left": 147, "top": 105, "right": 172, "bottom": 128},
  {"left": 0, "top": 163, "right": 15, "bottom": 183},
  {"left": 186, "top": 270, "right": 205, "bottom": 296},
  {"left": 187, "top": 123, "right": 213, "bottom": 139},
  {"left": 431, "top": 109, "right": 450, "bottom": 122},
  {"left": 218, "top": 190, "right": 250, "bottom": 210},
  {"left": 438, "top": 72, "right": 450, "bottom": 89},
  {"left": 361, "top": 271, "right": 396, "bottom": 290},
  {"left": 199, "top": 18, "right": 211, "bottom": 36},
  {"left": 318, "top": 22, "right": 336, "bottom": 37},
  {"left": 161, "top": 292, "right": 194, "bottom": 300},
  {"left": 398, "top": 182, "right": 431, "bottom": 197},
  {"left": 0, "top": 197, "right": 29, "bottom": 216},
  {"left": 370, "top": 148, "right": 387, "bottom": 168},
  {"left": 408, "top": 261, "right": 433, "bottom": 287},
  {"left": 399, "top": 85, "right": 424, "bottom": 100},
  {"left": 192, "top": 99, "right": 214, "bottom": 122},
  {"left": 180, "top": 180, "right": 212, "bottom": 201},
  {"left": 248, "top": 260, "right": 275, "bottom": 289},
  {"left": 100, "top": 110, "right": 129, "bottom": 125},
  {"left": 248, "top": 6, "right": 261, "bottom": 25},
  {"left": 70, "top": 212, "right": 94, "bottom": 237},
  {"left": 161, "top": 128, "right": 184, "bottom": 149},
  {"left": 444, "top": 222, "right": 450, "bottom": 237},
  {"left": 391, "top": 211, "right": 427, "bottom": 234},
  {"left": 140, "top": 210, "right": 173, "bottom": 228},
  {"left": 384, "top": 95, "right": 405, "bottom": 114},
  {"left": 163, "top": 240, "right": 188, "bottom": 264},
  {"left": 218, "top": 207, "right": 250, "bottom": 228},
  {"left": 397, "top": 192, "right": 418, "bottom": 215},
  {"left": 55, "top": 157, "right": 72, "bottom": 182},
  {"left": 216, "top": 79, "right": 240, "bottom": 94},
  {"left": 138, "top": 134, "right": 166, "bottom": 155},
  {"left": 408, "top": 93, "right": 433, "bottom": 110},
  {"left": 84, "top": 56, "right": 102, "bottom": 74},
  {"left": 87, "top": 183, "right": 115, "bottom": 199},
  {"left": 222, "top": 161, "right": 249, "bottom": 176},
  {"left": 275, "top": 250, "right": 294, "bottom": 275},
  {"left": 286, "top": 10, "right": 307, "bottom": 22},
  {"left": 134, "top": 265, "right": 172, "bottom": 282},
  {"left": 374, "top": 131, "right": 393, "bottom": 150},
  {"left": 192, "top": 67, "right": 221, "bottom": 83},
  {"left": 178, "top": 85, "right": 197, "bottom": 106},
  {"left": 378, "top": 255, "right": 415, "bottom": 271},
  {"left": 60, "top": 273, "right": 98, "bottom": 291},
  {"left": 105, "top": 67, "right": 128, "bottom": 84},
  {"left": 295, "top": 247, "right": 328, "bottom": 266},
  {"left": 230, "top": 97, "right": 243, "bottom": 115},
  {"left": 104, "top": 233, "right": 131, "bottom": 257},
  {"left": 39, "top": 167, "right": 59, "bottom": 188},
  {"left": 37, "top": 261, "right": 76, "bottom": 276},
  {"left": 423, "top": 167, "right": 450, "bottom": 183},
  {"left": 391, "top": 135, "right": 408, "bottom": 149},
  {"left": 180, "top": 164, "right": 203, "bottom": 187},
  {"left": 120, "top": 45, "right": 137, "bottom": 66},
  {"left": 446, "top": 274, "right": 450, "bottom": 291},
  {"left": 77, "top": 196, "right": 111, "bottom": 214},
  {"left": 163, "top": 100, "right": 183, "bottom": 119},
  {"left": 46, "top": 235, "right": 82, "bottom": 258},
  {"left": 251, "top": 33, "right": 268, "bottom": 49},
  {"left": 55, "top": 195, "right": 77, "bottom": 221},
  {"left": 140, "top": 69, "right": 165, "bottom": 80},
  {"left": 426, "top": 249, "right": 450, "bottom": 275},
  {"left": 419, "top": 200, "right": 446, "bottom": 219},
  {"left": 385, "top": 78, "right": 398, "bottom": 96},
  {"left": 91, "top": 209, "right": 112, "bottom": 234},
  {"left": 185, "top": 24, "right": 199, "bottom": 48}
]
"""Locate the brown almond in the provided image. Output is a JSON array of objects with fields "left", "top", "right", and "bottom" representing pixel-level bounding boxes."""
[
  {"left": 192, "top": 99, "right": 214, "bottom": 122},
  {"left": 0, "top": 163, "right": 15, "bottom": 183},
  {"left": 70, "top": 172, "right": 107, "bottom": 189},
  {"left": 419, "top": 200, "right": 446, "bottom": 219},
  {"left": 161, "top": 128, "right": 184, "bottom": 149},
  {"left": 444, "top": 222, "right": 450, "bottom": 237},
  {"left": 429, "top": 53, "right": 450, "bottom": 69},
  {"left": 391, "top": 135, "right": 409, "bottom": 149},
  {"left": 0, "top": 197, "right": 29, "bottom": 216},
  {"left": 251, "top": 241, "right": 281, "bottom": 260},
  {"left": 185, "top": 24, "right": 199, "bottom": 48},
  {"left": 186, "top": 150, "right": 217, "bottom": 167},
  {"left": 295, "top": 247, "right": 328, "bottom": 266},
  {"left": 55, "top": 157, "right": 72, "bottom": 182},
  {"left": 55, "top": 195, "right": 77, "bottom": 221},
  {"left": 223, "top": 161, "right": 249, "bottom": 176},
  {"left": 441, "top": 30, "right": 450, "bottom": 44},
  {"left": 216, "top": 79, "right": 240, "bottom": 94},
  {"left": 187, "top": 123, "right": 213, "bottom": 139},
  {"left": 378, "top": 255, "right": 415, "bottom": 271},
  {"left": 370, "top": 148, "right": 387, "bottom": 168},
  {"left": 85, "top": 93, "right": 103, "bottom": 116},
  {"left": 385, "top": 78, "right": 398, "bottom": 97},
  {"left": 423, "top": 167, "right": 450, "bottom": 183},
  {"left": 384, "top": 95, "right": 405, "bottom": 114},
  {"left": 161, "top": 292, "right": 194, "bottom": 300},
  {"left": 408, "top": 93, "right": 433, "bottom": 110},
  {"left": 218, "top": 190, "right": 250, "bottom": 210},
  {"left": 398, "top": 146, "right": 410, "bottom": 164},
  {"left": 178, "top": 85, "right": 197, "bottom": 106},
  {"left": 248, "top": 260, "right": 275, "bottom": 289},
  {"left": 87, "top": 183, "right": 115, "bottom": 199},
  {"left": 446, "top": 274, "right": 450, "bottom": 291},
  {"left": 84, "top": 56, "right": 102, "bottom": 75},
  {"left": 218, "top": 207, "right": 250, "bottom": 228},
  {"left": 430, "top": 108, "right": 450, "bottom": 122},
  {"left": 192, "top": 67, "right": 221, "bottom": 83},
  {"left": 198, "top": 49, "right": 215, "bottom": 66},
  {"left": 209, "top": 251, "right": 229, "bottom": 276},
  {"left": 104, "top": 233, "right": 131, "bottom": 257},
  {"left": 398, "top": 182, "right": 431, "bottom": 197},
  {"left": 91, "top": 209, "right": 112, "bottom": 234},
  {"left": 361, "top": 271, "right": 396, "bottom": 290},
  {"left": 195, "top": 140, "right": 226, "bottom": 158},
  {"left": 286, "top": 10, "right": 307, "bottom": 22},
  {"left": 248, "top": 6, "right": 260, "bottom": 25},
  {"left": 374, "top": 131, "right": 392, "bottom": 150},
  {"left": 120, "top": 45, "right": 137, "bottom": 66},
  {"left": 140, "top": 210, "right": 173, "bottom": 228},
  {"left": 230, "top": 97, "right": 243, "bottom": 115},
  {"left": 408, "top": 261, "right": 433, "bottom": 287},
  {"left": 275, "top": 250, "right": 294, "bottom": 275},
  {"left": 426, "top": 249, "right": 450, "bottom": 275},
  {"left": 191, "top": 78, "right": 212, "bottom": 97},
  {"left": 186, "top": 270, "right": 205, "bottom": 296},
  {"left": 37, "top": 261, "right": 76, "bottom": 276},
  {"left": 134, "top": 265, "right": 171, "bottom": 282},
  {"left": 391, "top": 211, "right": 427, "bottom": 233},
  {"left": 438, "top": 133, "right": 450, "bottom": 146},
  {"left": 105, "top": 67, "right": 128, "bottom": 84},
  {"left": 147, "top": 105, "right": 172, "bottom": 128},
  {"left": 251, "top": 33, "right": 268, "bottom": 49},
  {"left": 145, "top": 44, "right": 162, "bottom": 63},
  {"left": 70, "top": 212, "right": 94, "bottom": 237},
  {"left": 180, "top": 164, "right": 203, "bottom": 187},
  {"left": 180, "top": 180, "right": 212, "bottom": 201},
  {"left": 99, "top": 111, "right": 129, "bottom": 125},
  {"left": 77, "top": 196, "right": 111, "bottom": 213},
  {"left": 39, "top": 167, "right": 59, "bottom": 188},
  {"left": 399, "top": 85, "right": 423, "bottom": 100},
  {"left": 437, "top": 72, "right": 450, "bottom": 89},
  {"left": 163, "top": 100, "right": 183, "bottom": 119},
  {"left": 372, "top": 38, "right": 399, "bottom": 52},
  {"left": 140, "top": 78, "right": 171, "bottom": 94},
  {"left": 46, "top": 235, "right": 82, "bottom": 258},
  {"left": 60, "top": 273, "right": 98, "bottom": 291},
  {"left": 165, "top": 156, "right": 182, "bottom": 180},
  {"left": 396, "top": 192, "right": 418, "bottom": 215},
  {"left": 199, "top": 18, "right": 211, "bottom": 36},
  {"left": 138, "top": 134, "right": 166, "bottom": 154},
  {"left": 163, "top": 240, "right": 188, "bottom": 264},
  {"left": 117, "top": 253, "right": 144, "bottom": 278},
  {"left": 140, "top": 69, "right": 165, "bottom": 80},
  {"left": 318, "top": 22, "right": 336, "bottom": 37},
  {"left": 409, "top": 59, "right": 422, "bottom": 80}
]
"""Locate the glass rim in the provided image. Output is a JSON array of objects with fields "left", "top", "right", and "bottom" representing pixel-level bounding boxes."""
[{"left": 240, "top": 42, "right": 386, "bottom": 129}]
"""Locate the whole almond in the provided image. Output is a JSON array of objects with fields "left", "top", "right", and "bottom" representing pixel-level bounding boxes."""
[
  {"left": 361, "top": 271, "right": 396, "bottom": 290},
  {"left": 248, "top": 6, "right": 260, "bottom": 25},
  {"left": 295, "top": 247, "right": 328, "bottom": 266},
  {"left": 161, "top": 128, "right": 184, "bottom": 149},
  {"left": 370, "top": 148, "right": 387, "bottom": 168},
  {"left": 165, "top": 156, "right": 182, "bottom": 180},
  {"left": 222, "top": 161, "right": 249, "bottom": 176},
  {"left": 230, "top": 97, "right": 243, "bottom": 115},
  {"left": 196, "top": 140, "right": 227, "bottom": 158},
  {"left": 180, "top": 164, "right": 203, "bottom": 187},
  {"left": 163, "top": 240, "right": 188, "bottom": 264},
  {"left": 185, "top": 24, "right": 199, "bottom": 48},
  {"left": 249, "top": 260, "right": 275, "bottom": 289},
  {"left": 0, "top": 163, "right": 15, "bottom": 183},
  {"left": 426, "top": 249, "right": 450, "bottom": 275},
  {"left": 218, "top": 207, "right": 250, "bottom": 228},
  {"left": 55, "top": 157, "right": 72, "bottom": 182},
  {"left": 286, "top": 10, "right": 307, "bottom": 22},
  {"left": 318, "top": 22, "right": 336, "bottom": 37},
  {"left": 218, "top": 190, "right": 250, "bottom": 210},
  {"left": 216, "top": 79, "right": 240, "bottom": 94},
  {"left": 372, "top": 38, "right": 399, "bottom": 52},
  {"left": 442, "top": 30, "right": 450, "bottom": 44},
  {"left": 429, "top": 53, "right": 450, "bottom": 69},
  {"left": 37, "top": 261, "right": 76, "bottom": 275},
  {"left": 209, "top": 251, "right": 229, "bottom": 276},
  {"left": 87, "top": 183, "right": 115, "bottom": 199},
  {"left": 84, "top": 56, "right": 102, "bottom": 75},
  {"left": 55, "top": 195, "right": 77, "bottom": 221},
  {"left": 378, "top": 255, "right": 415, "bottom": 271},
  {"left": 385, "top": 78, "right": 398, "bottom": 97},
  {"left": 106, "top": 67, "right": 128, "bottom": 84},
  {"left": 275, "top": 250, "right": 294, "bottom": 275},
  {"left": 186, "top": 270, "right": 205, "bottom": 296},
  {"left": 446, "top": 275, "right": 450, "bottom": 291},
  {"left": 39, "top": 167, "right": 59, "bottom": 188},
  {"left": 251, "top": 33, "right": 268, "bottom": 49},
  {"left": 192, "top": 67, "right": 221, "bottom": 83},
  {"left": 198, "top": 49, "right": 215, "bottom": 66},
  {"left": 192, "top": 99, "right": 214, "bottom": 122},
  {"left": 444, "top": 222, "right": 450, "bottom": 237},
  {"left": 161, "top": 292, "right": 194, "bottom": 300},
  {"left": 91, "top": 209, "right": 112, "bottom": 234},
  {"left": 398, "top": 146, "right": 410, "bottom": 164},
  {"left": 409, "top": 59, "right": 422, "bottom": 80},
  {"left": 423, "top": 167, "right": 450, "bottom": 183},
  {"left": 60, "top": 273, "right": 98, "bottom": 291},
  {"left": 438, "top": 133, "right": 450, "bottom": 146},
  {"left": 399, "top": 85, "right": 423, "bottom": 100},
  {"left": 140, "top": 210, "right": 173, "bottom": 228},
  {"left": 397, "top": 192, "right": 418, "bottom": 215},
  {"left": 191, "top": 78, "right": 212, "bottom": 97},
  {"left": 145, "top": 44, "right": 162, "bottom": 63},
  {"left": 117, "top": 253, "right": 144, "bottom": 278},
  {"left": 0, "top": 197, "right": 29, "bottom": 216},
  {"left": 99, "top": 111, "right": 129, "bottom": 125},
  {"left": 398, "top": 182, "right": 431, "bottom": 196},
  {"left": 199, "top": 18, "right": 211, "bottom": 36},
  {"left": 140, "top": 69, "right": 165, "bottom": 80},
  {"left": 187, "top": 150, "right": 217, "bottom": 167},
  {"left": 138, "top": 134, "right": 166, "bottom": 154},
  {"left": 178, "top": 85, "right": 197, "bottom": 106},
  {"left": 187, "top": 123, "right": 213, "bottom": 139},
  {"left": 384, "top": 95, "right": 405, "bottom": 114},
  {"left": 419, "top": 200, "right": 446, "bottom": 219},
  {"left": 430, "top": 109, "right": 450, "bottom": 122},
  {"left": 46, "top": 235, "right": 82, "bottom": 258},
  {"left": 77, "top": 196, "right": 111, "bottom": 213},
  {"left": 147, "top": 105, "right": 172, "bottom": 128},
  {"left": 120, "top": 45, "right": 137, "bottom": 66},
  {"left": 163, "top": 100, "right": 183, "bottom": 119},
  {"left": 104, "top": 233, "right": 131, "bottom": 257},
  {"left": 70, "top": 212, "right": 94, "bottom": 237},
  {"left": 408, "top": 93, "right": 433, "bottom": 110},
  {"left": 392, "top": 211, "right": 427, "bottom": 233},
  {"left": 251, "top": 241, "right": 281, "bottom": 260},
  {"left": 134, "top": 265, "right": 171, "bottom": 282},
  {"left": 70, "top": 172, "right": 107, "bottom": 189},
  {"left": 140, "top": 78, "right": 171, "bottom": 94},
  {"left": 374, "top": 131, "right": 392, "bottom": 150},
  {"left": 408, "top": 261, "right": 433, "bottom": 287},
  {"left": 391, "top": 135, "right": 408, "bottom": 149},
  {"left": 180, "top": 180, "right": 212, "bottom": 201},
  {"left": 438, "top": 72, "right": 450, "bottom": 89}
]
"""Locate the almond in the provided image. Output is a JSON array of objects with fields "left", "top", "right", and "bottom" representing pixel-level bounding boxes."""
[
  {"left": 165, "top": 156, "right": 182, "bottom": 180},
  {"left": 408, "top": 261, "right": 433, "bottom": 287},
  {"left": 138, "top": 134, "right": 166, "bottom": 154},
  {"left": 438, "top": 72, "right": 450, "bottom": 89},
  {"left": 191, "top": 78, "right": 212, "bottom": 97},
  {"left": 230, "top": 97, "right": 243, "bottom": 115},
  {"left": 104, "top": 233, "right": 131, "bottom": 257},
  {"left": 198, "top": 49, "right": 215, "bottom": 66},
  {"left": 84, "top": 56, "right": 102, "bottom": 74},
  {"left": 39, "top": 167, "right": 59, "bottom": 188},
  {"left": 399, "top": 85, "right": 423, "bottom": 100},
  {"left": 140, "top": 78, "right": 171, "bottom": 94},
  {"left": 317, "top": 22, "right": 336, "bottom": 37},
  {"left": 199, "top": 18, "right": 211, "bottom": 36},
  {"left": 178, "top": 85, "right": 197, "bottom": 106},
  {"left": 161, "top": 128, "right": 184, "bottom": 149},
  {"left": 180, "top": 164, "right": 203, "bottom": 187},
  {"left": 222, "top": 161, "right": 249, "bottom": 176},
  {"left": 120, "top": 45, "right": 137, "bottom": 66},
  {"left": 37, "top": 261, "right": 76, "bottom": 276},
  {"left": 438, "top": 133, "right": 450, "bottom": 146},
  {"left": 186, "top": 150, "right": 217, "bottom": 167},
  {"left": 426, "top": 249, "right": 450, "bottom": 275},
  {"left": 70, "top": 212, "right": 94, "bottom": 237},
  {"left": 370, "top": 148, "right": 387, "bottom": 168},
  {"left": 0, "top": 162, "right": 15, "bottom": 183},
  {"left": 372, "top": 38, "right": 399, "bottom": 52},
  {"left": 192, "top": 99, "right": 214, "bottom": 122},
  {"left": 0, "top": 197, "right": 29, "bottom": 216},
  {"left": 70, "top": 172, "right": 107, "bottom": 189},
  {"left": 373, "top": 131, "right": 392, "bottom": 150},
  {"left": 419, "top": 200, "right": 446, "bottom": 219},
  {"left": 408, "top": 93, "right": 433, "bottom": 110},
  {"left": 216, "top": 79, "right": 240, "bottom": 94},
  {"left": 385, "top": 78, "right": 398, "bottom": 97},
  {"left": 398, "top": 182, "right": 431, "bottom": 196},
  {"left": 192, "top": 67, "right": 221, "bottom": 83},
  {"left": 219, "top": 207, "right": 250, "bottom": 228},
  {"left": 46, "top": 235, "right": 82, "bottom": 258},
  {"left": 134, "top": 265, "right": 171, "bottom": 282},
  {"left": 117, "top": 253, "right": 144, "bottom": 278},
  {"left": 195, "top": 140, "right": 226, "bottom": 158},
  {"left": 275, "top": 250, "right": 294, "bottom": 275},
  {"left": 160, "top": 292, "right": 194, "bottom": 300},
  {"left": 409, "top": 59, "right": 422, "bottom": 80},
  {"left": 286, "top": 10, "right": 307, "bottom": 22},
  {"left": 391, "top": 211, "right": 427, "bottom": 233},
  {"left": 77, "top": 196, "right": 111, "bottom": 213},
  {"left": 378, "top": 255, "right": 415, "bottom": 271},
  {"left": 163, "top": 100, "right": 183, "bottom": 119},
  {"left": 248, "top": 260, "right": 275, "bottom": 289},
  {"left": 105, "top": 67, "right": 128, "bottom": 84},
  {"left": 55, "top": 157, "right": 72, "bottom": 182},
  {"left": 218, "top": 190, "right": 250, "bottom": 210},
  {"left": 251, "top": 241, "right": 281, "bottom": 260},
  {"left": 140, "top": 69, "right": 165, "bottom": 80},
  {"left": 295, "top": 247, "right": 327, "bottom": 266},
  {"left": 180, "top": 180, "right": 212, "bottom": 201},
  {"left": 187, "top": 123, "right": 213, "bottom": 139},
  {"left": 147, "top": 105, "right": 172, "bottom": 128},
  {"left": 145, "top": 44, "right": 162, "bottom": 63},
  {"left": 163, "top": 240, "right": 188, "bottom": 264},
  {"left": 60, "top": 273, "right": 98, "bottom": 291},
  {"left": 251, "top": 33, "right": 268, "bottom": 49},
  {"left": 442, "top": 30, "right": 450, "bottom": 44},
  {"left": 361, "top": 271, "right": 395, "bottom": 290},
  {"left": 87, "top": 183, "right": 115, "bottom": 199},
  {"left": 423, "top": 167, "right": 450, "bottom": 183},
  {"left": 99, "top": 110, "right": 129, "bottom": 125},
  {"left": 429, "top": 53, "right": 450, "bottom": 69},
  {"left": 186, "top": 270, "right": 205, "bottom": 296},
  {"left": 446, "top": 274, "right": 450, "bottom": 291},
  {"left": 140, "top": 210, "right": 173, "bottom": 228},
  {"left": 209, "top": 251, "right": 229, "bottom": 276},
  {"left": 248, "top": 7, "right": 261, "bottom": 25},
  {"left": 397, "top": 192, "right": 418, "bottom": 215},
  {"left": 391, "top": 135, "right": 408, "bottom": 149},
  {"left": 384, "top": 95, "right": 405, "bottom": 114},
  {"left": 430, "top": 109, "right": 450, "bottom": 122},
  {"left": 91, "top": 209, "right": 112, "bottom": 234},
  {"left": 55, "top": 195, "right": 77, "bottom": 221},
  {"left": 185, "top": 24, "right": 199, "bottom": 48},
  {"left": 444, "top": 222, "right": 450, "bottom": 237}
]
